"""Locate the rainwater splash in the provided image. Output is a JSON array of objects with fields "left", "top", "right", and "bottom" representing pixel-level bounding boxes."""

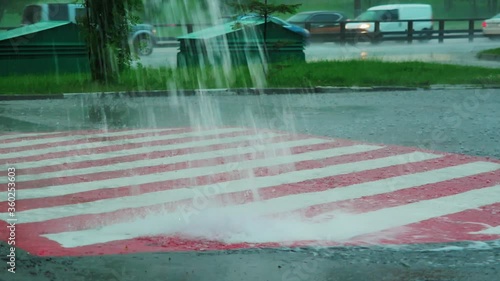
[{"left": 107, "top": 0, "right": 313, "bottom": 247}]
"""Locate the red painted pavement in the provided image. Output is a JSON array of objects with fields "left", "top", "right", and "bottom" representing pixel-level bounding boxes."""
[{"left": 1, "top": 127, "right": 499, "bottom": 257}]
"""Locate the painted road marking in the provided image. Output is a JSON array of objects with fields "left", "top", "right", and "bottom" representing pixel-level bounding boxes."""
[
  {"left": 0, "top": 128, "right": 191, "bottom": 145},
  {"left": 0, "top": 128, "right": 177, "bottom": 149},
  {"left": 0, "top": 127, "right": 499, "bottom": 257},
  {"left": 0, "top": 127, "right": 247, "bottom": 160},
  {"left": 2, "top": 131, "right": 285, "bottom": 169},
  {"left": 0, "top": 143, "right": 388, "bottom": 202},
  {"left": 0, "top": 137, "right": 331, "bottom": 183},
  {"left": 472, "top": 226, "right": 500, "bottom": 235},
  {"left": 38, "top": 163, "right": 500, "bottom": 248},
  {"left": 6, "top": 149, "right": 440, "bottom": 223},
  {"left": 2, "top": 149, "right": 427, "bottom": 201}
]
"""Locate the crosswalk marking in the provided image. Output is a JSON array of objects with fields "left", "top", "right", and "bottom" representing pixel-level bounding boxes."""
[
  {"left": 4, "top": 149, "right": 442, "bottom": 223},
  {"left": 1, "top": 150, "right": 432, "bottom": 202},
  {"left": 0, "top": 127, "right": 247, "bottom": 159},
  {"left": 0, "top": 137, "right": 331, "bottom": 183},
  {"left": 1, "top": 132, "right": 285, "bottom": 168},
  {"left": 32, "top": 164, "right": 499, "bottom": 247},
  {"left": 472, "top": 226, "right": 500, "bottom": 235},
  {"left": 0, "top": 128, "right": 177, "bottom": 149},
  {"left": 0, "top": 127, "right": 498, "bottom": 257}
]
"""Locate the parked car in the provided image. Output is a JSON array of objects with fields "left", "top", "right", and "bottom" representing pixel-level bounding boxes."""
[
  {"left": 286, "top": 11, "right": 348, "bottom": 42},
  {"left": 345, "top": 4, "right": 433, "bottom": 44},
  {"left": 482, "top": 13, "right": 500, "bottom": 39},
  {"left": 20, "top": 3, "right": 157, "bottom": 56},
  {"left": 128, "top": 23, "right": 157, "bottom": 56}
]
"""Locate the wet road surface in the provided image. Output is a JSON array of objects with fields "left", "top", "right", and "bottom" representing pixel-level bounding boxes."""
[
  {"left": 1, "top": 89, "right": 499, "bottom": 158},
  {"left": 1, "top": 90, "right": 499, "bottom": 281},
  {"left": 140, "top": 38, "right": 500, "bottom": 69}
]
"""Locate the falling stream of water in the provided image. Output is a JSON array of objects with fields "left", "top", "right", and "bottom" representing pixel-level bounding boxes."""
[{"left": 89, "top": 0, "right": 384, "bottom": 248}]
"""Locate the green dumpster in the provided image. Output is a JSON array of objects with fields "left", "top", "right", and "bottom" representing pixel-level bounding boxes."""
[
  {"left": 0, "top": 21, "right": 89, "bottom": 76},
  {"left": 177, "top": 18, "right": 306, "bottom": 68}
]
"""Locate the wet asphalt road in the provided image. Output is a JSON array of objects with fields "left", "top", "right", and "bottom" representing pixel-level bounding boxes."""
[
  {"left": 1, "top": 89, "right": 500, "bottom": 280},
  {"left": 1, "top": 89, "right": 499, "bottom": 158},
  {"left": 2, "top": 241, "right": 500, "bottom": 281},
  {"left": 140, "top": 38, "right": 500, "bottom": 69}
]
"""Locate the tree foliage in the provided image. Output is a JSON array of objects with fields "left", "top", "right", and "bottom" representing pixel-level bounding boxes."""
[
  {"left": 81, "top": 0, "right": 143, "bottom": 84},
  {"left": 226, "top": 0, "right": 300, "bottom": 16},
  {"left": 225, "top": 0, "right": 300, "bottom": 44},
  {"left": 0, "top": 0, "right": 33, "bottom": 22}
]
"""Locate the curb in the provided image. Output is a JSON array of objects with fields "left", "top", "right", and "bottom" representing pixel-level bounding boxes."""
[
  {"left": 61, "top": 86, "right": 419, "bottom": 99},
  {"left": 0, "top": 94, "right": 64, "bottom": 101},
  {"left": 429, "top": 84, "right": 500, "bottom": 90},
  {"left": 1, "top": 85, "right": 499, "bottom": 101}
]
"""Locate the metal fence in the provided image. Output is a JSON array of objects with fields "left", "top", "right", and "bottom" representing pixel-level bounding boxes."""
[
  {"left": 149, "top": 18, "right": 489, "bottom": 44},
  {"left": 302, "top": 18, "right": 488, "bottom": 44}
]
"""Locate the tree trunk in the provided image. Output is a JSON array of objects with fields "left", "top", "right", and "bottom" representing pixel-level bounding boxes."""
[
  {"left": 85, "top": 0, "right": 114, "bottom": 84},
  {"left": 488, "top": 0, "right": 498, "bottom": 13},
  {"left": 0, "top": 0, "right": 8, "bottom": 23},
  {"left": 354, "top": 0, "right": 362, "bottom": 17},
  {"left": 84, "top": 0, "right": 134, "bottom": 84}
]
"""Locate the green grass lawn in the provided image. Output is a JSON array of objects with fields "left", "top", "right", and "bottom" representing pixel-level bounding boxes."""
[
  {"left": 479, "top": 48, "right": 500, "bottom": 56},
  {"left": 1, "top": 60, "right": 499, "bottom": 95},
  {"left": 266, "top": 60, "right": 500, "bottom": 87}
]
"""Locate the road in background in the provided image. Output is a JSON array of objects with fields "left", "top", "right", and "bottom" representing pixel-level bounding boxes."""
[
  {"left": 141, "top": 38, "right": 500, "bottom": 68},
  {"left": 310, "top": 38, "right": 500, "bottom": 68}
]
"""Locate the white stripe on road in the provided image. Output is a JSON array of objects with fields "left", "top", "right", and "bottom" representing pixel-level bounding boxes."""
[
  {"left": 471, "top": 226, "right": 500, "bottom": 235},
  {"left": 223, "top": 161, "right": 500, "bottom": 217},
  {"left": 0, "top": 127, "right": 248, "bottom": 160},
  {"left": 1, "top": 132, "right": 286, "bottom": 170},
  {"left": 0, "top": 138, "right": 333, "bottom": 183},
  {"left": 0, "top": 129, "right": 175, "bottom": 149},
  {"left": 40, "top": 182, "right": 500, "bottom": 248},
  {"left": 308, "top": 184, "right": 500, "bottom": 242},
  {"left": 2, "top": 151, "right": 440, "bottom": 221},
  {"left": 4, "top": 144, "right": 385, "bottom": 201}
]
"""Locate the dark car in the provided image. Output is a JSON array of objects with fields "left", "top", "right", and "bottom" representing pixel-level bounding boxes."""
[
  {"left": 237, "top": 14, "right": 310, "bottom": 40},
  {"left": 287, "top": 11, "right": 348, "bottom": 42}
]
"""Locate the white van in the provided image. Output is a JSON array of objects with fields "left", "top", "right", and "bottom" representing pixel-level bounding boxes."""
[{"left": 346, "top": 4, "right": 433, "bottom": 43}]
